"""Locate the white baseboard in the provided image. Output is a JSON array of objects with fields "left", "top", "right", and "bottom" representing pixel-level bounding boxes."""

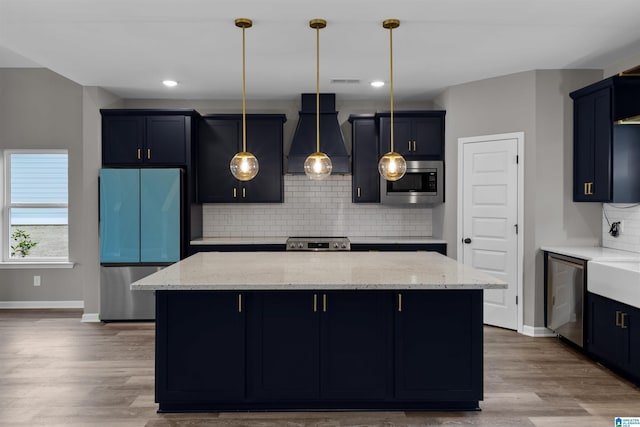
[
  {"left": 0, "top": 300, "right": 84, "bottom": 309},
  {"left": 521, "top": 325, "right": 557, "bottom": 337},
  {"left": 81, "top": 313, "right": 101, "bottom": 323}
]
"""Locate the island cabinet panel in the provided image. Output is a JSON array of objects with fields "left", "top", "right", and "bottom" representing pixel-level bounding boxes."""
[
  {"left": 395, "top": 290, "right": 483, "bottom": 403},
  {"left": 319, "top": 291, "right": 392, "bottom": 400},
  {"left": 156, "top": 291, "right": 245, "bottom": 403},
  {"left": 246, "top": 291, "right": 320, "bottom": 400}
]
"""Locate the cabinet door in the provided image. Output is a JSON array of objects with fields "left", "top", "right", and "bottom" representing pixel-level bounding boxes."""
[
  {"left": 102, "top": 116, "right": 145, "bottom": 165},
  {"left": 380, "top": 117, "right": 412, "bottom": 156},
  {"left": 140, "top": 169, "right": 181, "bottom": 262},
  {"left": 629, "top": 306, "right": 640, "bottom": 380},
  {"left": 573, "top": 88, "right": 612, "bottom": 201},
  {"left": 351, "top": 119, "right": 380, "bottom": 203},
  {"left": 242, "top": 119, "right": 283, "bottom": 202},
  {"left": 99, "top": 169, "right": 140, "bottom": 263},
  {"left": 197, "top": 119, "right": 240, "bottom": 202},
  {"left": 588, "top": 293, "right": 624, "bottom": 367},
  {"left": 247, "top": 291, "right": 320, "bottom": 400},
  {"left": 320, "top": 291, "right": 391, "bottom": 400},
  {"left": 395, "top": 290, "right": 482, "bottom": 401},
  {"left": 145, "top": 116, "right": 186, "bottom": 165},
  {"left": 413, "top": 117, "right": 443, "bottom": 158},
  {"left": 156, "top": 291, "right": 245, "bottom": 402}
]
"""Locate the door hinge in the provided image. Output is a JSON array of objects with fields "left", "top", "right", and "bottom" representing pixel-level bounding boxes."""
[
  {"left": 515, "top": 224, "right": 518, "bottom": 234},
  {"left": 516, "top": 155, "right": 519, "bottom": 164},
  {"left": 516, "top": 296, "right": 518, "bottom": 305}
]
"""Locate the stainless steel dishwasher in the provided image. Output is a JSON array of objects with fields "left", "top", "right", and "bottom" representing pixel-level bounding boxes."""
[{"left": 545, "top": 252, "right": 587, "bottom": 348}]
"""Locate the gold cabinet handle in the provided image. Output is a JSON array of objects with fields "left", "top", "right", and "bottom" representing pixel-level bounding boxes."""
[
  {"left": 398, "top": 293, "right": 402, "bottom": 312},
  {"left": 238, "top": 294, "right": 242, "bottom": 313},
  {"left": 137, "top": 148, "right": 141, "bottom": 160},
  {"left": 323, "top": 294, "right": 327, "bottom": 312},
  {"left": 589, "top": 182, "right": 594, "bottom": 195},
  {"left": 147, "top": 148, "right": 151, "bottom": 159},
  {"left": 233, "top": 188, "right": 237, "bottom": 198},
  {"left": 413, "top": 140, "right": 416, "bottom": 152},
  {"left": 313, "top": 294, "right": 318, "bottom": 312},
  {"left": 616, "top": 310, "right": 622, "bottom": 327},
  {"left": 408, "top": 141, "right": 411, "bottom": 151},
  {"left": 357, "top": 187, "right": 361, "bottom": 198},
  {"left": 242, "top": 188, "right": 246, "bottom": 198},
  {"left": 621, "top": 312, "right": 628, "bottom": 329},
  {"left": 584, "top": 182, "right": 594, "bottom": 195}
]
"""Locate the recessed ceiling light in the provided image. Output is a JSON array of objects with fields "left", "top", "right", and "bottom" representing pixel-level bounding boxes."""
[
  {"left": 162, "top": 80, "right": 178, "bottom": 87},
  {"left": 371, "top": 80, "right": 385, "bottom": 88}
]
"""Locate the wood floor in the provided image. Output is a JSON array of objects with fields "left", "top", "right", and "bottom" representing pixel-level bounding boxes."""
[{"left": 1, "top": 309, "right": 639, "bottom": 427}]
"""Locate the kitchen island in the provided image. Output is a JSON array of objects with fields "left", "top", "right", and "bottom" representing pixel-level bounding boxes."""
[{"left": 132, "top": 251, "right": 505, "bottom": 412}]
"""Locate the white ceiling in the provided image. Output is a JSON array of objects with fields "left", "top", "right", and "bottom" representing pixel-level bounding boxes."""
[{"left": 2, "top": 0, "right": 640, "bottom": 102}]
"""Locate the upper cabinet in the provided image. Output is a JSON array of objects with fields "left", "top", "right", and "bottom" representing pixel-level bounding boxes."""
[
  {"left": 197, "top": 114, "right": 286, "bottom": 203},
  {"left": 571, "top": 76, "right": 640, "bottom": 202},
  {"left": 349, "top": 114, "right": 379, "bottom": 203},
  {"left": 377, "top": 111, "right": 445, "bottom": 159},
  {"left": 101, "top": 109, "right": 199, "bottom": 167}
]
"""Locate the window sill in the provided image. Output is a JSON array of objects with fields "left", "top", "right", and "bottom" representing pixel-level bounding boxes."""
[{"left": 0, "top": 261, "right": 75, "bottom": 269}]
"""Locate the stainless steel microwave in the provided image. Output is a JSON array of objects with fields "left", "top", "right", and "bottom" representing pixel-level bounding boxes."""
[{"left": 380, "top": 160, "right": 444, "bottom": 205}]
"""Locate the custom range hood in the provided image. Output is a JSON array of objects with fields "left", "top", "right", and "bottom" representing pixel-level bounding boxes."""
[{"left": 287, "top": 93, "right": 350, "bottom": 174}]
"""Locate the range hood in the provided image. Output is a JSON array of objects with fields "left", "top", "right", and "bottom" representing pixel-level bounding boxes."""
[{"left": 287, "top": 93, "right": 350, "bottom": 174}]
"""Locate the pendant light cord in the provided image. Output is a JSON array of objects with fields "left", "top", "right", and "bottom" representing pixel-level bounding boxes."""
[
  {"left": 316, "top": 25, "right": 320, "bottom": 153},
  {"left": 389, "top": 25, "right": 394, "bottom": 153},
  {"left": 242, "top": 25, "right": 247, "bottom": 153}
]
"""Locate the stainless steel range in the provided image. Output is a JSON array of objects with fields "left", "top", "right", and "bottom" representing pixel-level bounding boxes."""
[{"left": 286, "top": 237, "right": 351, "bottom": 251}]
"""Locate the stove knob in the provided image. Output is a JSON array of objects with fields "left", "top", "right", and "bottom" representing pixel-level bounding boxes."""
[
  {"left": 298, "top": 243, "right": 304, "bottom": 249},
  {"left": 341, "top": 243, "right": 347, "bottom": 249},
  {"left": 290, "top": 243, "right": 296, "bottom": 249},
  {"left": 334, "top": 243, "right": 339, "bottom": 248}
]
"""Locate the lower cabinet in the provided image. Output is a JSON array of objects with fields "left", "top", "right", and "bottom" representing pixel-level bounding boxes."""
[
  {"left": 155, "top": 289, "right": 482, "bottom": 411},
  {"left": 588, "top": 292, "right": 640, "bottom": 382},
  {"left": 395, "top": 290, "right": 482, "bottom": 401},
  {"left": 156, "top": 291, "right": 245, "bottom": 403}
]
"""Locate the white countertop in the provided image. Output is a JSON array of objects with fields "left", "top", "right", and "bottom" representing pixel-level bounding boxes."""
[
  {"left": 588, "top": 260, "right": 640, "bottom": 309},
  {"left": 191, "top": 236, "right": 447, "bottom": 246},
  {"left": 131, "top": 251, "right": 505, "bottom": 291},
  {"left": 541, "top": 246, "right": 640, "bottom": 261}
]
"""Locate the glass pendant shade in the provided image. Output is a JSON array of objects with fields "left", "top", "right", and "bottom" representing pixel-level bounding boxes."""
[
  {"left": 378, "top": 151, "right": 407, "bottom": 181},
  {"left": 304, "top": 152, "right": 332, "bottom": 180},
  {"left": 230, "top": 151, "right": 259, "bottom": 181}
]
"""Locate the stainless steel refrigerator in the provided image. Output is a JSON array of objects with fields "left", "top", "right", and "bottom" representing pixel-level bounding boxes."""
[{"left": 99, "top": 168, "right": 182, "bottom": 320}]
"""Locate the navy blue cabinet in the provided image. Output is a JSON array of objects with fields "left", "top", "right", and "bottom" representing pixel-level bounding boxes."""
[
  {"left": 378, "top": 111, "right": 445, "bottom": 159},
  {"left": 155, "top": 288, "right": 482, "bottom": 411},
  {"left": 101, "top": 110, "right": 198, "bottom": 166},
  {"left": 197, "top": 115, "right": 285, "bottom": 203},
  {"left": 395, "top": 290, "right": 483, "bottom": 403},
  {"left": 156, "top": 291, "right": 245, "bottom": 404},
  {"left": 349, "top": 114, "right": 380, "bottom": 203},
  {"left": 588, "top": 292, "right": 640, "bottom": 384},
  {"left": 570, "top": 76, "right": 640, "bottom": 202}
]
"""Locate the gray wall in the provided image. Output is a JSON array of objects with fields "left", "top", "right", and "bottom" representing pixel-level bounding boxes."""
[
  {"left": 433, "top": 69, "right": 604, "bottom": 328},
  {"left": 0, "top": 69, "right": 84, "bottom": 302}
]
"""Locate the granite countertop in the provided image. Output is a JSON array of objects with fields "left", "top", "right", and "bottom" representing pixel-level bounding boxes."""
[
  {"left": 541, "top": 245, "right": 640, "bottom": 261},
  {"left": 190, "top": 236, "right": 447, "bottom": 245},
  {"left": 131, "top": 251, "right": 505, "bottom": 291}
]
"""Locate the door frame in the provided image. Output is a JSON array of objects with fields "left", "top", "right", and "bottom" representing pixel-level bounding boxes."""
[{"left": 456, "top": 132, "right": 525, "bottom": 334}]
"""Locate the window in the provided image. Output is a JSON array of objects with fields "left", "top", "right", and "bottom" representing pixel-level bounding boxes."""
[{"left": 2, "top": 150, "right": 69, "bottom": 262}]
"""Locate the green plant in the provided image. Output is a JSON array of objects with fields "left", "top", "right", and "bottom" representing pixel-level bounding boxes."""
[{"left": 11, "top": 229, "right": 38, "bottom": 257}]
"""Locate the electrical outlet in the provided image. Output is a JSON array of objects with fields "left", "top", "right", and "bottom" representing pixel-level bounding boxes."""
[{"left": 33, "top": 275, "right": 41, "bottom": 287}]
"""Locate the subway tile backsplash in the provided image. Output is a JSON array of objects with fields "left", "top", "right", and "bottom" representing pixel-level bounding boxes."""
[
  {"left": 602, "top": 204, "right": 640, "bottom": 253},
  {"left": 203, "top": 175, "right": 433, "bottom": 237}
]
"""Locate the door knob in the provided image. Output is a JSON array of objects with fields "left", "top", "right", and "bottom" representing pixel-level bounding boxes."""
[{"left": 463, "top": 238, "right": 472, "bottom": 244}]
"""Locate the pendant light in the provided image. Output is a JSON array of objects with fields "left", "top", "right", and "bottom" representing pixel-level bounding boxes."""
[
  {"left": 304, "top": 19, "right": 333, "bottom": 180},
  {"left": 378, "top": 19, "right": 407, "bottom": 182},
  {"left": 230, "top": 18, "right": 259, "bottom": 181}
]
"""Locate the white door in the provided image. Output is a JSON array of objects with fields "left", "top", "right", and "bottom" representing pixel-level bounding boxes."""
[{"left": 459, "top": 133, "right": 521, "bottom": 330}]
